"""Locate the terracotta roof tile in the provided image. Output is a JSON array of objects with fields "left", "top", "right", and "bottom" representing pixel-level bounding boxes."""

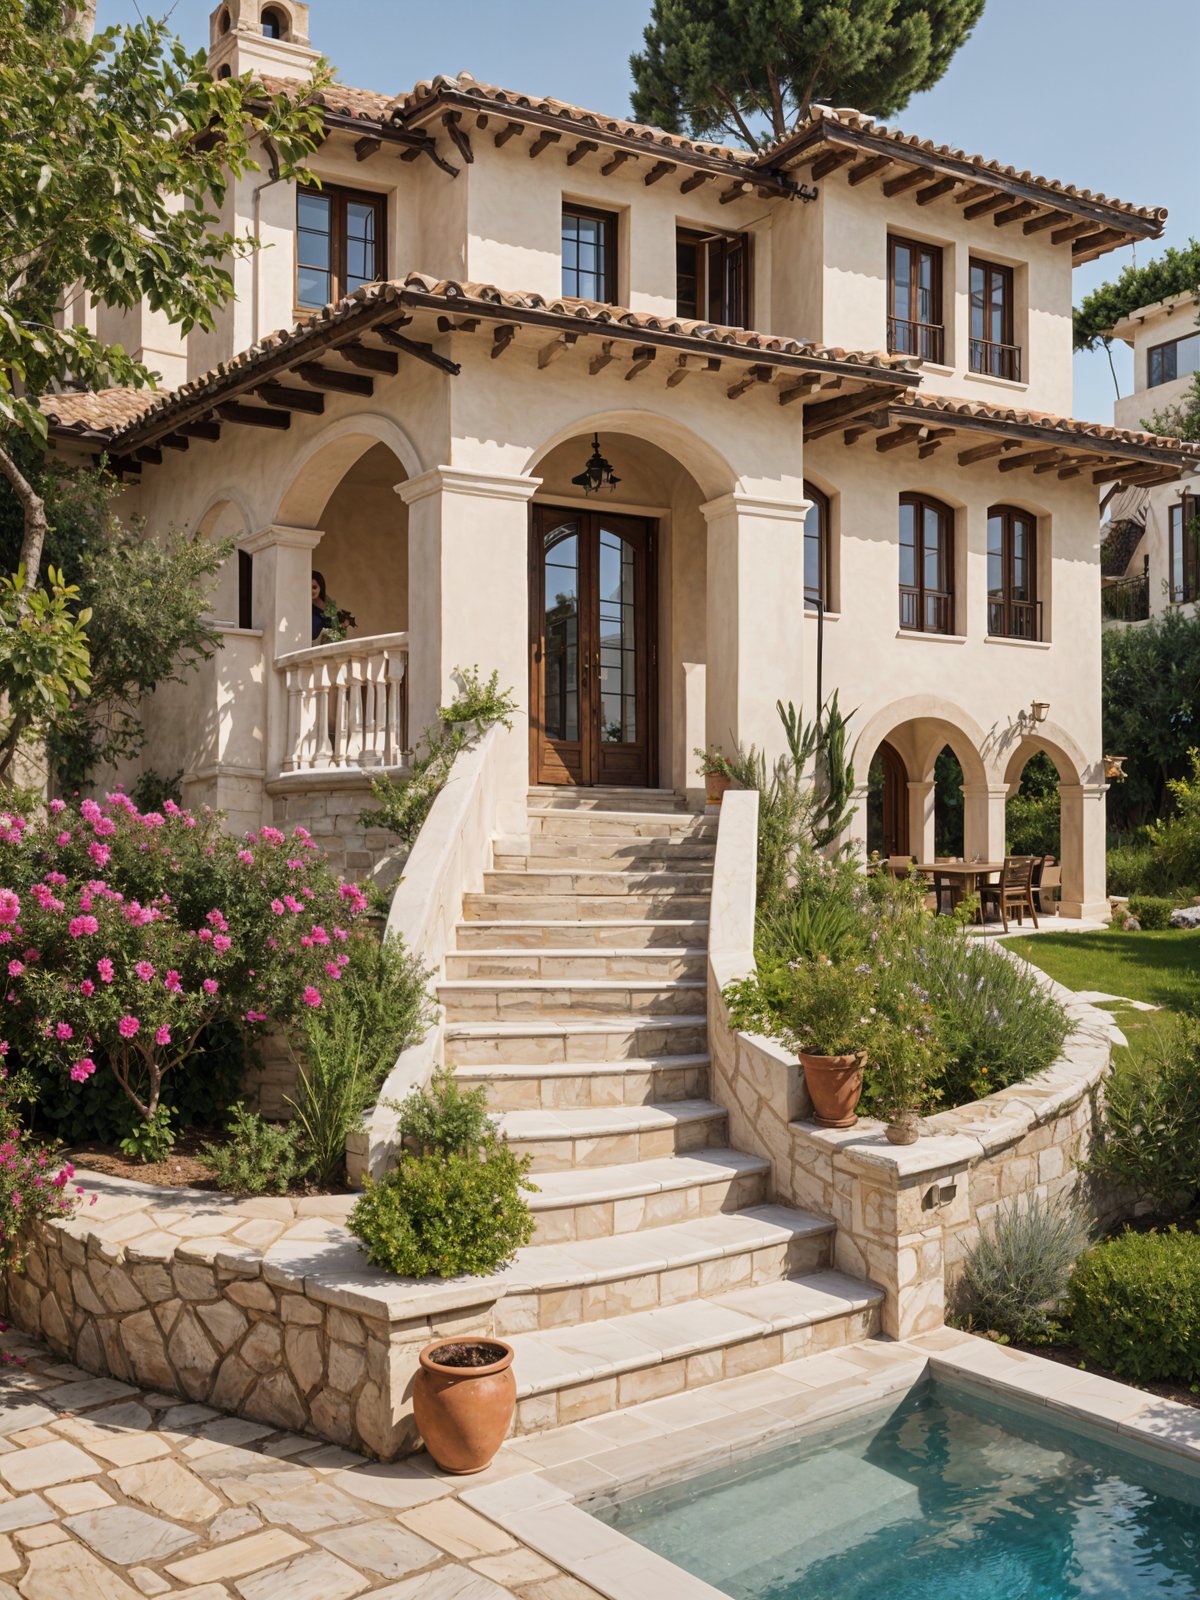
[
  {"left": 890, "top": 392, "right": 1199, "bottom": 458},
  {"left": 40, "top": 387, "right": 160, "bottom": 432},
  {"left": 758, "top": 104, "right": 1166, "bottom": 228},
  {"left": 256, "top": 73, "right": 398, "bottom": 123}
]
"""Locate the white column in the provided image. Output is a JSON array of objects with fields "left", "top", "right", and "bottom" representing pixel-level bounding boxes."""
[
  {"left": 961, "top": 782, "right": 1009, "bottom": 865},
  {"left": 398, "top": 467, "right": 541, "bottom": 831},
  {"left": 1058, "top": 782, "right": 1109, "bottom": 920},
  {"left": 243, "top": 523, "right": 324, "bottom": 784},
  {"left": 702, "top": 492, "right": 807, "bottom": 773},
  {"left": 907, "top": 779, "right": 935, "bottom": 862}
]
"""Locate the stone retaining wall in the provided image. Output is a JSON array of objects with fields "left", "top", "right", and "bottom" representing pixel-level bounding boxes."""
[
  {"left": 269, "top": 774, "right": 404, "bottom": 887},
  {"left": 708, "top": 791, "right": 1117, "bottom": 1341}
]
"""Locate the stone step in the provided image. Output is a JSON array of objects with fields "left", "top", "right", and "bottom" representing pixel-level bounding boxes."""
[
  {"left": 494, "top": 835, "right": 717, "bottom": 867},
  {"left": 454, "top": 919, "right": 710, "bottom": 951},
  {"left": 454, "top": 1054, "right": 711, "bottom": 1111},
  {"left": 497, "top": 1099, "right": 727, "bottom": 1169},
  {"left": 444, "top": 947, "right": 707, "bottom": 982},
  {"left": 528, "top": 809, "right": 715, "bottom": 841},
  {"left": 463, "top": 893, "right": 713, "bottom": 922},
  {"left": 528, "top": 786, "right": 688, "bottom": 813},
  {"left": 445, "top": 1015, "right": 709, "bottom": 1066},
  {"left": 438, "top": 977, "right": 708, "bottom": 1021},
  {"left": 508, "top": 1270, "right": 884, "bottom": 1433},
  {"left": 525, "top": 1149, "right": 771, "bottom": 1244},
  {"left": 481, "top": 869, "right": 714, "bottom": 896},
  {"left": 495, "top": 1206, "right": 835, "bottom": 1334}
]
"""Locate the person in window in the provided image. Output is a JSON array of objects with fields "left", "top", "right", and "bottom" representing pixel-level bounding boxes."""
[{"left": 311, "top": 570, "right": 355, "bottom": 642}]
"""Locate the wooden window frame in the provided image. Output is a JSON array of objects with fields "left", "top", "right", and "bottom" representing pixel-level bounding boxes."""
[
  {"left": 674, "top": 227, "right": 752, "bottom": 327},
  {"left": 969, "top": 257, "right": 1020, "bottom": 381},
  {"left": 562, "top": 202, "right": 619, "bottom": 305},
  {"left": 898, "top": 491, "right": 955, "bottom": 635},
  {"left": 887, "top": 235, "right": 944, "bottom": 364},
  {"left": 987, "top": 504, "right": 1041, "bottom": 639},
  {"left": 803, "top": 480, "right": 830, "bottom": 609},
  {"left": 295, "top": 183, "right": 386, "bottom": 314},
  {"left": 1149, "top": 332, "right": 1200, "bottom": 390},
  {"left": 1169, "top": 495, "right": 1199, "bottom": 604}
]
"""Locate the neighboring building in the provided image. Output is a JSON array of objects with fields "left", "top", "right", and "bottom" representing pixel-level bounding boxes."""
[
  {"left": 42, "top": 0, "right": 1200, "bottom": 919},
  {"left": 1102, "top": 291, "right": 1199, "bottom": 626}
]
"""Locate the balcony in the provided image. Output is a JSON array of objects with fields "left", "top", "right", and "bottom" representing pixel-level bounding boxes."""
[
  {"left": 888, "top": 317, "right": 945, "bottom": 366},
  {"left": 969, "top": 338, "right": 1022, "bottom": 382},
  {"left": 899, "top": 588, "right": 953, "bottom": 635},
  {"left": 987, "top": 597, "right": 1043, "bottom": 641},
  {"left": 1100, "top": 575, "right": 1150, "bottom": 625},
  {"left": 276, "top": 632, "right": 409, "bottom": 774}
]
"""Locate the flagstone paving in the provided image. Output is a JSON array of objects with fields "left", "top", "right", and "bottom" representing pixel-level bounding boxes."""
[{"left": 0, "top": 1325, "right": 602, "bottom": 1600}]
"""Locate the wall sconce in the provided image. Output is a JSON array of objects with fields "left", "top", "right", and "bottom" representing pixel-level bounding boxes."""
[
  {"left": 1017, "top": 700, "right": 1050, "bottom": 732},
  {"left": 570, "top": 433, "right": 620, "bottom": 495},
  {"left": 1104, "top": 754, "right": 1128, "bottom": 782}
]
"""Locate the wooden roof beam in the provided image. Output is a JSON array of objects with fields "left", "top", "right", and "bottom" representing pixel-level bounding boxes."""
[
  {"left": 255, "top": 382, "right": 325, "bottom": 414},
  {"left": 376, "top": 326, "right": 460, "bottom": 375},
  {"left": 1024, "top": 209, "right": 1071, "bottom": 235},
  {"left": 494, "top": 121, "right": 524, "bottom": 148},
  {"left": 436, "top": 316, "right": 482, "bottom": 333},
  {"left": 843, "top": 423, "right": 873, "bottom": 445},
  {"left": 566, "top": 140, "right": 598, "bottom": 166},
  {"left": 719, "top": 180, "right": 757, "bottom": 205},
  {"left": 994, "top": 200, "right": 1039, "bottom": 228},
  {"left": 1034, "top": 454, "right": 1089, "bottom": 474},
  {"left": 339, "top": 342, "right": 400, "bottom": 375},
  {"left": 727, "top": 364, "right": 773, "bottom": 400},
  {"left": 538, "top": 332, "right": 579, "bottom": 369},
  {"left": 666, "top": 353, "right": 720, "bottom": 387},
  {"left": 679, "top": 170, "right": 712, "bottom": 194},
  {"left": 802, "top": 384, "right": 906, "bottom": 438},
  {"left": 160, "top": 433, "right": 190, "bottom": 451},
  {"left": 881, "top": 168, "right": 925, "bottom": 198},
  {"left": 216, "top": 401, "right": 291, "bottom": 430},
  {"left": 778, "top": 374, "right": 822, "bottom": 405},
  {"left": 811, "top": 149, "right": 856, "bottom": 180},
  {"left": 589, "top": 340, "right": 616, "bottom": 375},
  {"left": 490, "top": 325, "right": 518, "bottom": 360},
  {"left": 1050, "top": 219, "right": 1096, "bottom": 246},
  {"left": 1093, "top": 460, "right": 1168, "bottom": 486},
  {"left": 135, "top": 446, "right": 163, "bottom": 465},
  {"left": 644, "top": 160, "right": 675, "bottom": 186},
  {"left": 624, "top": 346, "right": 657, "bottom": 380},
  {"left": 954, "top": 183, "right": 995, "bottom": 206},
  {"left": 178, "top": 420, "right": 220, "bottom": 442},
  {"left": 875, "top": 424, "right": 923, "bottom": 452},
  {"left": 848, "top": 154, "right": 893, "bottom": 186},
  {"left": 601, "top": 150, "right": 634, "bottom": 176},
  {"left": 529, "top": 129, "right": 562, "bottom": 159},
  {"left": 916, "top": 177, "right": 958, "bottom": 206},
  {"left": 957, "top": 438, "right": 1018, "bottom": 466},
  {"left": 963, "top": 193, "right": 1006, "bottom": 220},
  {"left": 1074, "top": 228, "right": 1129, "bottom": 262},
  {"left": 354, "top": 134, "right": 382, "bottom": 162},
  {"left": 442, "top": 111, "right": 473, "bottom": 164},
  {"left": 998, "top": 446, "right": 1063, "bottom": 471},
  {"left": 295, "top": 363, "right": 373, "bottom": 396}
]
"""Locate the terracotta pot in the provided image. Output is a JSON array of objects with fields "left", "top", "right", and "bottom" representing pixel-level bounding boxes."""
[
  {"left": 885, "top": 1109, "right": 921, "bottom": 1146},
  {"left": 705, "top": 772, "right": 735, "bottom": 806},
  {"left": 798, "top": 1051, "right": 866, "bottom": 1129},
  {"left": 413, "top": 1339, "right": 516, "bottom": 1475}
]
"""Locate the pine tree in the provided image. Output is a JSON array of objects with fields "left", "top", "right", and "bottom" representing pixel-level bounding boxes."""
[{"left": 630, "top": 0, "right": 986, "bottom": 151}]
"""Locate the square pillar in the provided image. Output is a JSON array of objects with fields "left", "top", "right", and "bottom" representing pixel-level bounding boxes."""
[
  {"left": 961, "top": 782, "right": 1008, "bottom": 865},
  {"left": 398, "top": 468, "right": 541, "bottom": 831},
  {"left": 242, "top": 523, "right": 324, "bottom": 787},
  {"left": 701, "top": 492, "right": 807, "bottom": 772},
  {"left": 907, "top": 779, "right": 935, "bottom": 862},
  {"left": 1058, "top": 781, "right": 1109, "bottom": 919}
]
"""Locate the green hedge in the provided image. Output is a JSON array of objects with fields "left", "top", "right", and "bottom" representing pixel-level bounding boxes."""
[
  {"left": 1067, "top": 1229, "right": 1200, "bottom": 1386},
  {"left": 1127, "top": 895, "right": 1177, "bottom": 930}
]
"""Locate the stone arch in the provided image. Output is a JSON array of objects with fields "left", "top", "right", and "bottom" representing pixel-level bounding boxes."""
[
  {"left": 273, "top": 413, "right": 424, "bottom": 529},
  {"left": 1000, "top": 724, "right": 1088, "bottom": 792},
  {"left": 193, "top": 494, "right": 251, "bottom": 628},
  {"left": 523, "top": 407, "right": 739, "bottom": 504},
  {"left": 853, "top": 694, "right": 990, "bottom": 789}
]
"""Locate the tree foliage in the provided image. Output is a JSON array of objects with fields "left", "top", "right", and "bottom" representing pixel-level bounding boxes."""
[
  {"left": 629, "top": 0, "right": 985, "bottom": 150},
  {"left": 1103, "top": 609, "right": 1200, "bottom": 829},
  {"left": 1072, "top": 239, "right": 1200, "bottom": 354}
]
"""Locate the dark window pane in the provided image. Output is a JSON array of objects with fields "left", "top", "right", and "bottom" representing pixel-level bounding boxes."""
[{"left": 298, "top": 192, "right": 331, "bottom": 233}]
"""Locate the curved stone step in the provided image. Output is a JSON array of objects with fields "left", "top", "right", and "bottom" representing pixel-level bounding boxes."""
[
  {"left": 445, "top": 1016, "right": 709, "bottom": 1066},
  {"left": 525, "top": 1149, "right": 770, "bottom": 1244},
  {"left": 438, "top": 977, "right": 708, "bottom": 1021},
  {"left": 497, "top": 1099, "right": 726, "bottom": 1170},
  {"left": 508, "top": 1270, "right": 884, "bottom": 1432},
  {"left": 444, "top": 947, "right": 707, "bottom": 982},
  {"left": 495, "top": 1206, "right": 835, "bottom": 1333},
  {"left": 454, "top": 1054, "right": 711, "bottom": 1111},
  {"left": 455, "top": 919, "right": 710, "bottom": 951}
]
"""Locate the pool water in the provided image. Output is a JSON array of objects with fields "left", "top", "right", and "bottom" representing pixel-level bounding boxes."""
[{"left": 593, "top": 1381, "right": 1200, "bottom": 1600}]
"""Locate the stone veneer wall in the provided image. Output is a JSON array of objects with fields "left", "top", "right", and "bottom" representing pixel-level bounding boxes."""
[
  {"left": 269, "top": 774, "right": 403, "bottom": 886},
  {"left": 708, "top": 791, "right": 1116, "bottom": 1341}
]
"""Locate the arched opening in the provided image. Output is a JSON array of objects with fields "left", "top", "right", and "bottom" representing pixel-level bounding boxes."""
[
  {"left": 867, "top": 740, "right": 908, "bottom": 859},
  {"left": 303, "top": 441, "right": 410, "bottom": 641},
  {"left": 934, "top": 746, "right": 965, "bottom": 858},
  {"left": 218, "top": 6, "right": 231, "bottom": 32},
  {"left": 853, "top": 700, "right": 989, "bottom": 867},
  {"left": 1002, "top": 731, "right": 1090, "bottom": 914},
  {"left": 261, "top": 5, "right": 286, "bottom": 38},
  {"left": 1006, "top": 750, "right": 1061, "bottom": 857}
]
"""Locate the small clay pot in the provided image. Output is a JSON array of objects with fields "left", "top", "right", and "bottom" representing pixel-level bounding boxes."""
[
  {"left": 885, "top": 1110, "right": 921, "bottom": 1146},
  {"left": 413, "top": 1339, "right": 516, "bottom": 1475},
  {"left": 798, "top": 1051, "right": 866, "bottom": 1129},
  {"left": 705, "top": 772, "right": 735, "bottom": 806}
]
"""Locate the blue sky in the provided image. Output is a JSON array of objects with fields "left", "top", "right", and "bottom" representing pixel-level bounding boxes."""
[{"left": 101, "top": 0, "right": 1198, "bottom": 423}]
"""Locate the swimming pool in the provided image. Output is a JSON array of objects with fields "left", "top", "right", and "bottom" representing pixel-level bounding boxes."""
[{"left": 592, "top": 1380, "right": 1200, "bottom": 1600}]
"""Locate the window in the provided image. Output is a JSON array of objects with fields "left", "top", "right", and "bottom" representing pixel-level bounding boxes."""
[
  {"left": 803, "top": 482, "right": 829, "bottom": 609},
  {"left": 562, "top": 204, "right": 617, "bottom": 303},
  {"left": 987, "top": 505, "right": 1040, "bottom": 639},
  {"left": 261, "top": 6, "right": 285, "bottom": 37},
  {"left": 675, "top": 229, "right": 752, "bottom": 327},
  {"left": 969, "top": 258, "right": 1019, "bottom": 381},
  {"left": 295, "top": 185, "right": 385, "bottom": 312},
  {"left": 887, "top": 236, "right": 943, "bottom": 363},
  {"left": 237, "top": 550, "right": 254, "bottom": 631},
  {"left": 1149, "top": 331, "right": 1200, "bottom": 390},
  {"left": 899, "top": 493, "right": 954, "bottom": 634},
  {"left": 1169, "top": 496, "right": 1199, "bottom": 604}
]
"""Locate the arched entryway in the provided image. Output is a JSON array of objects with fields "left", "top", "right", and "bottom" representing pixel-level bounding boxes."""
[
  {"left": 867, "top": 740, "right": 909, "bottom": 858},
  {"left": 853, "top": 698, "right": 990, "bottom": 866}
]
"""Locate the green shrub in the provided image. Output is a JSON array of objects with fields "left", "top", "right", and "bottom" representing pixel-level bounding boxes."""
[
  {"left": 1127, "top": 894, "right": 1176, "bottom": 929},
  {"left": 1067, "top": 1228, "right": 1200, "bottom": 1385},
  {"left": 1085, "top": 1017, "right": 1200, "bottom": 1213},
  {"left": 349, "top": 1071, "right": 536, "bottom": 1278},
  {"left": 955, "top": 1192, "right": 1091, "bottom": 1343},
  {"left": 1005, "top": 792, "right": 1060, "bottom": 858},
  {"left": 1106, "top": 837, "right": 1169, "bottom": 897},
  {"left": 1145, "top": 748, "right": 1200, "bottom": 891},
  {"left": 199, "top": 1104, "right": 302, "bottom": 1195},
  {"left": 438, "top": 664, "right": 518, "bottom": 731},
  {"left": 726, "top": 955, "right": 878, "bottom": 1058},
  {"left": 117, "top": 1105, "right": 176, "bottom": 1164}
]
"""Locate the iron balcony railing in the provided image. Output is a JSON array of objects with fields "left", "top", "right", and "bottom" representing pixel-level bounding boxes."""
[
  {"left": 888, "top": 317, "right": 946, "bottom": 365},
  {"left": 899, "top": 587, "right": 954, "bottom": 635},
  {"left": 969, "top": 338, "right": 1022, "bottom": 382},
  {"left": 1101, "top": 575, "right": 1150, "bottom": 623},
  {"left": 987, "top": 597, "right": 1043, "bottom": 641}
]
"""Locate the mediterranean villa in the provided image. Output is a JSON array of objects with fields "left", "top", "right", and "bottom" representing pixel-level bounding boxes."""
[{"left": 1102, "top": 289, "right": 1199, "bottom": 624}]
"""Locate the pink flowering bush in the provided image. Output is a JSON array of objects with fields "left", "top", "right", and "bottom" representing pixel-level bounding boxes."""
[
  {"left": 0, "top": 794, "right": 369, "bottom": 1126},
  {"left": 0, "top": 1073, "right": 85, "bottom": 1271}
]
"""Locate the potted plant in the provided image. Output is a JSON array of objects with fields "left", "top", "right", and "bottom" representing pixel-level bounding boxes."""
[
  {"left": 870, "top": 992, "right": 945, "bottom": 1145},
  {"left": 413, "top": 1339, "right": 517, "bottom": 1474},
  {"left": 694, "top": 745, "right": 736, "bottom": 807}
]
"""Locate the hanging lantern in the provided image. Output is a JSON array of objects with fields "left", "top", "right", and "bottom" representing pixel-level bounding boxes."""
[{"left": 570, "top": 433, "right": 621, "bottom": 495}]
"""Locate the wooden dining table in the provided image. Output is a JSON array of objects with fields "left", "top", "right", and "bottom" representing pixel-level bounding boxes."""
[{"left": 915, "top": 861, "right": 1005, "bottom": 914}]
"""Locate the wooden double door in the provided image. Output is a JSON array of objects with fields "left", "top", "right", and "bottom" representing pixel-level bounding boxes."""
[{"left": 530, "top": 505, "right": 657, "bottom": 787}]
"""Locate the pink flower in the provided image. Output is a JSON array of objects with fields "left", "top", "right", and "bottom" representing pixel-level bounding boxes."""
[
  {"left": 55, "top": 1022, "right": 73, "bottom": 1041},
  {"left": 92, "top": 816, "right": 116, "bottom": 837},
  {"left": 213, "top": 934, "right": 231, "bottom": 955},
  {"left": 245, "top": 1009, "right": 266, "bottom": 1023},
  {"left": 164, "top": 970, "right": 182, "bottom": 993},
  {"left": 283, "top": 896, "right": 302, "bottom": 914},
  {"left": 309, "top": 925, "right": 330, "bottom": 946},
  {"left": 97, "top": 958, "right": 115, "bottom": 983},
  {"left": 237, "top": 849, "right": 254, "bottom": 866},
  {"left": 206, "top": 909, "right": 228, "bottom": 931},
  {"left": 270, "top": 899, "right": 285, "bottom": 916},
  {"left": 80, "top": 799, "right": 101, "bottom": 823},
  {"left": 78, "top": 980, "right": 94, "bottom": 997},
  {"left": 140, "top": 813, "right": 165, "bottom": 828},
  {"left": 202, "top": 979, "right": 218, "bottom": 996},
  {"left": 324, "top": 962, "right": 342, "bottom": 979},
  {"left": 155, "top": 1025, "right": 171, "bottom": 1047},
  {"left": 135, "top": 961, "right": 155, "bottom": 982},
  {"left": 0, "top": 891, "right": 19, "bottom": 926},
  {"left": 338, "top": 883, "right": 368, "bottom": 914},
  {"left": 260, "top": 826, "right": 285, "bottom": 846},
  {"left": 88, "top": 842, "right": 110, "bottom": 869},
  {"left": 117, "top": 1015, "right": 139, "bottom": 1039},
  {"left": 6, "top": 961, "right": 22, "bottom": 979},
  {"left": 197, "top": 928, "right": 213, "bottom": 943},
  {"left": 55, "top": 831, "right": 71, "bottom": 847},
  {"left": 163, "top": 799, "right": 180, "bottom": 816},
  {"left": 70, "top": 1058, "right": 96, "bottom": 1083},
  {"left": 49, "top": 798, "right": 66, "bottom": 816},
  {"left": 303, "top": 986, "right": 322, "bottom": 1008},
  {"left": 68, "top": 915, "right": 99, "bottom": 939}
]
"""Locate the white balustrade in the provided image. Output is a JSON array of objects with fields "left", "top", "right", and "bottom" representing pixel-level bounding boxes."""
[{"left": 276, "top": 632, "right": 409, "bottom": 773}]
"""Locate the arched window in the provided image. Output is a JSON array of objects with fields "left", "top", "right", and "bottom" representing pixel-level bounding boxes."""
[
  {"left": 217, "top": 63, "right": 232, "bottom": 78},
  {"left": 218, "top": 7, "right": 231, "bottom": 33},
  {"left": 988, "top": 505, "right": 1039, "bottom": 639},
  {"left": 899, "top": 493, "right": 953, "bottom": 634},
  {"left": 261, "top": 6, "right": 286, "bottom": 38},
  {"left": 803, "top": 481, "right": 829, "bottom": 610}
]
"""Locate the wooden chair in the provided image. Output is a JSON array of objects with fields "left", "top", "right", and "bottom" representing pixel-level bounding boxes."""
[
  {"left": 979, "top": 856, "right": 1039, "bottom": 933},
  {"left": 1034, "top": 859, "right": 1061, "bottom": 915},
  {"left": 886, "top": 855, "right": 914, "bottom": 880}
]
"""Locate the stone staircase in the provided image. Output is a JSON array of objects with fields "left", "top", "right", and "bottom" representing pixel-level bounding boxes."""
[{"left": 439, "top": 786, "right": 883, "bottom": 1434}]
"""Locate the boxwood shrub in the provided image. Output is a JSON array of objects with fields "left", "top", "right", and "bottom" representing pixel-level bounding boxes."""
[
  {"left": 1067, "top": 1228, "right": 1200, "bottom": 1386},
  {"left": 1126, "top": 895, "right": 1177, "bottom": 930}
]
